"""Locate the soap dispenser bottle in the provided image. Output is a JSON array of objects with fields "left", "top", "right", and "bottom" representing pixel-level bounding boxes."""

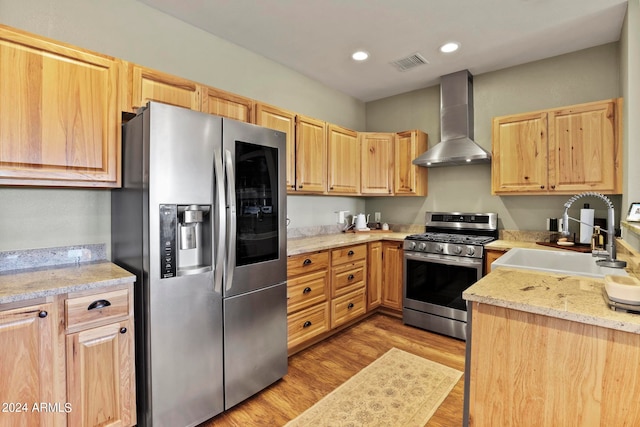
[{"left": 591, "top": 225, "right": 604, "bottom": 251}]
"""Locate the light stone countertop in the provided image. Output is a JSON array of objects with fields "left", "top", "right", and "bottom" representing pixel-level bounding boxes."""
[
  {"left": 287, "top": 232, "right": 409, "bottom": 256},
  {"left": 0, "top": 262, "right": 135, "bottom": 305}
]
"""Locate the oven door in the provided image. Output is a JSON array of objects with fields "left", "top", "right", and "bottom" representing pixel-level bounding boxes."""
[{"left": 403, "top": 251, "right": 482, "bottom": 322}]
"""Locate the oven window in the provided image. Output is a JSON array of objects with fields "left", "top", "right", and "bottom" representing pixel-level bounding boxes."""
[{"left": 405, "top": 258, "right": 479, "bottom": 311}]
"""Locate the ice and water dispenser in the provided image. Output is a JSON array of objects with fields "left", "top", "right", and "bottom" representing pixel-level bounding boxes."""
[{"left": 159, "top": 204, "right": 212, "bottom": 278}]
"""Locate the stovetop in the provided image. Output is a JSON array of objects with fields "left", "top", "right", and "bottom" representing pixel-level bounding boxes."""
[{"left": 405, "top": 232, "right": 495, "bottom": 245}]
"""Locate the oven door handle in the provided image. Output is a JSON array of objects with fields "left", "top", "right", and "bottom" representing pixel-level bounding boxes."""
[{"left": 404, "top": 251, "right": 482, "bottom": 267}]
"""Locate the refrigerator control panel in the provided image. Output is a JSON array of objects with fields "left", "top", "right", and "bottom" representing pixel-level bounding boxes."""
[{"left": 159, "top": 204, "right": 177, "bottom": 278}]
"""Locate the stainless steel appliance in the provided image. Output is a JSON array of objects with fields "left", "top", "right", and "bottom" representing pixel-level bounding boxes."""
[
  {"left": 403, "top": 212, "right": 498, "bottom": 340},
  {"left": 111, "top": 102, "right": 288, "bottom": 427}
]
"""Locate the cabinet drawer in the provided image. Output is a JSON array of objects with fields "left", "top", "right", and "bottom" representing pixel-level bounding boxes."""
[
  {"left": 287, "top": 302, "right": 330, "bottom": 350},
  {"left": 66, "top": 289, "right": 130, "bottom": 330},
  {"left": 331, "top": 244, "right": 367, "bottom": 265},
  {"left": 331, "top": 260, "right": 365, "bottom": 297},
  {"left": 287, "top": 251, "right": 329, "bottom": 277},
  {"left": 331, "top": 288, "right": 366, "bottom": 329},
  {"left": 288, "top": 270, "right": 329, "bottom": 314}
]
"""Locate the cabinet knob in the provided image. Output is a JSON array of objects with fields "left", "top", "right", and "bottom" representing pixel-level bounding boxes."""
[
  {"left": 120, "top": 327, "right": 127, "bottom": 334},
  {"left": 347, "top": 274, "right": 355, "bottom": 281},
  {"left": 87, "top": 299, "right": 111, "bottom": 310},
  {"left": 38, "top": 310, "right": 48, "bottom": 318},
  {"left": 303, "top": 287, "right": 312, "bottom": 294},
  {"left": 347, "top": 303, "right": 354, "bottom": 310},
  {"left": 303, "top": 258, "right": 312, "bottom": 266},
  {"left": 524, "top": 176, "right": 529, "bottom": 180},
  {"left": 540, "top": 185, "right": 545, "bottom": 189},
  {"left": 299, "top": 185, "right": 303, "bottom": 189},
  {"left": 303, "top": 321, "right": 312, "bottom": 328},
  {"left": 551, "top": 185, "right": 556, "bottom": 189},
  {"left": 347, "top": 250, "right": 355, "bottom": 256}
]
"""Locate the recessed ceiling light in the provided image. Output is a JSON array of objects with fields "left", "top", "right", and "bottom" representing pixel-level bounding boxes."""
[
  {"left": 439, "top": 42, "right": 460, "bottom": 53},
  {"left": 352, "top": 50, "right": 369, "bottom": 61}
]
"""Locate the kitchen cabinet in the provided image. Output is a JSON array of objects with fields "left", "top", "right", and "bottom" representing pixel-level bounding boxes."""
[
  {"left": 327, "top": 124, "right": 360, "bottom": 194},
  {"left": 295, "top": 115, "right": 327, "bottom": 194},
  {"left": 0, "top": 302, "right": 65, "bottom": 427},
  {"left": 492, "top": 98, "right": 622, "bottom": 195},
  {"left": 395, "top": 130, "right": 428, "bottom": 196},
  {"left": 0, "top": 24, "right": 122, "bottom": 188},
  {"left": 286, "top": 251, "right": 331, "bottom": 352},
  {"left": 255, "top": 103, "right": 297, "bottom": 191},
  {"left": 65, "top": 285, "right": 136, "bottom": 427},
  {"left": 129, "top": 64, "right": 202, "bottom": 112},
  {"left": 381, "top": 241, "right": 404, "bottom": 310},
  {"left": 202, "top": 86, "right": 254, "bottom": 123},
  {"left": 484, "top": 248, "right": 506, "bottom": 275},
  {"left": 330, "top": 244, "right": 367, "bottom": 328},
  {"left": 360, "top": 132, "right": 394, "bottom": 195},
  {"left": 367, "top": 242, "right": 383, "bottom": 311}
]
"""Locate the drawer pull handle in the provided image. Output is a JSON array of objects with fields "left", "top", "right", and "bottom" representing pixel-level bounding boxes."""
[
  {"left": 303, "top": 258, "right": 312, "bottom": 266},
  {"left": 303, "top": 287, "right": 312, "bottom": 294},
  {"left": 347, "top": 274, "right": 355, "bottom": 281},
  {"left": 38, "top": 310, "right": 48, "bottom": 318},
  {"left": 120, "top": 327, "right": 127, "bottom": 334},
  {"left": 88, "top": 299, "right": 112, "bottom": 310},
  {"left": 347, "top": 250, "right": 355, "bottom": 256},
  {"left": 347, "top": 303, "right": 354, "bottom": 310},
  {"left": 303, "top": 321, "right": 312, "bottom": 328}
]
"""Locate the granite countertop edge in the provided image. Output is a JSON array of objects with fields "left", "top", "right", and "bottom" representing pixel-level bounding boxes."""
[
  {"left": 287, "top": 232, "right": 409, "bottom": 256},
  {"left": 0, "top": 262, "right": 136, "bottom": 305}
]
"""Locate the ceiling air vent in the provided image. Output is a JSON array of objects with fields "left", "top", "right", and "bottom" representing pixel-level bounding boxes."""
[{"left": 390, "top": 53, "right": 428, "bottom": 71}]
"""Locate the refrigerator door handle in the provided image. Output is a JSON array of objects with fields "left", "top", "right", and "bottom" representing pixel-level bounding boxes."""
[
  {"left": 224, "top": 149, "right": 236, "bottom": 292},
  {"left": 213, "top": 148, "right": 225, "bottom": 294}
]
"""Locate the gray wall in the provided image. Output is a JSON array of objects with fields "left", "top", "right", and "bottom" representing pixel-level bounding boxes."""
[
  {"left": 0, "top": 0, "right": 365, "bottom": 251},
  {"left": 365, "top": 43, "right": 623, "bottom": 233}
]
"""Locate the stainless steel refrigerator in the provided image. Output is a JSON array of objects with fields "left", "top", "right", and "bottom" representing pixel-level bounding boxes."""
[{"left": 111, "top": 101, "right": 288, "bottom": 427}]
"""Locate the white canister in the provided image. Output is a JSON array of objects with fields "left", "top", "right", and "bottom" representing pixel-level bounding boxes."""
[{"left": 579, "top": 203, "right": 594, "bottom": 244}]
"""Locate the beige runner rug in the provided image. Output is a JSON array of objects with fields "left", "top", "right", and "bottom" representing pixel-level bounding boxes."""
[{"left": 285, "top": 347, "right": 463, "bottom": 427}]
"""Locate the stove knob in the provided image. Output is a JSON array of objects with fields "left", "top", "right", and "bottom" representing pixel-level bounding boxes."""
[
  {"left": 406, "top": 241, "right": 416, "bottom": 250},
  {"left": 466, "top": 246, "right": 476, "bottom": 256},
  {"left": 436, "top": 244, "right": 444, "bottom": 253},
  {"left": 453, "top": 245, "right": 462, "bottom": 255},
  {"left": 417, "top": 242, "right": 427, "bottom": 251}
]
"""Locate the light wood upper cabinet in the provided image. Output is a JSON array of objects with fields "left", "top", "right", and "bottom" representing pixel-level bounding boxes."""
[
  {"left": 202, "top": 86, "right": 253, "bottom": 123},
  {"left": 0, "top": 25, "right": 122, "bottom": 187},
  {"left": 492, "top": 98, "right": 622, "bottom": 195},
  {"left": 255, "top": 103, "right": 296, "bottom": 191},
  {"left": 295, "top": 115, "right": 327, "bottom": 194},
  {"left": 0, "top": 302, "right": 65, "bottom": 427},
  {"left": 130, "top": 64, "right": 202, "bottom": 112},
  {"left": 395, "top": 130, "right": 428, "bottom": 196},
  {"left": 360, "top": 132, "right": 394, "bottom": 195},
  {"left": 327, "top": 124, "right": 360, "bottom": 194}
]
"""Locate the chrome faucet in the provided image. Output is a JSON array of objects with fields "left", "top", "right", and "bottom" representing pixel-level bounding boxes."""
[{"left": 561, "top": 192, "right": 626, "bottom": 268}]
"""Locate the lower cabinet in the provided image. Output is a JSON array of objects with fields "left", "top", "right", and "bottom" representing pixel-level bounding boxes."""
[
  {"left": 0, "top": 282, "right": 136, "bottom": 427},
  {"left": 381, "top": 242, "right": 404, "bottom": 310},
  {"left": 484, "top": 249, "right": 507, "bottom": 275}
]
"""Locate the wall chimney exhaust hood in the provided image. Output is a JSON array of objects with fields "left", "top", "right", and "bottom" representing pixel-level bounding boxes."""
[{"left": 413, "top": 70, "right": 491, "bottom": 167}]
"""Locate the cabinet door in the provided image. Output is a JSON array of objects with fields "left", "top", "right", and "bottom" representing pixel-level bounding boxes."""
[
  {"left": 549, "top": 99, "right": 620, "bottom": 193},
  {"left": 381, "top": 242, "right": 404, "bottom": 310},
  {"left": 66, "top": 319, "right": 135, "bottom": 427},
  {"left": 255, "top": 103, "right": 296, "bottom": 191},
  {"left": 0, "top": 25, "right": 121, "bottom": 187},
  {"left": 327, "top": 124, "right": 360, "bottom": 194},
  {"left": 367, "top": 242, "right": 383, "bottom": 311},
  {"left": 395, "top": 130, "right": 428, "bottom": 196},
  {"left": 484, "top": 249, "right": 506, "bottom": 276},
  {"left": 295, "top": 115, "right": 327, "bottom": 193},
  {"left": 0, "top": 303, "right": 62, "bottom": 426},
  {"left": 492, "top": 112, "right": 548, "bottom": 194},
  {"left": 360, "top": 132, "right": 394, "bottom": 195},
  {"left": 130, "top": 64, "right": 201, "bottom": 111},
  {"left": 202, "top": 86, "right": 253, "bottom": 122}
]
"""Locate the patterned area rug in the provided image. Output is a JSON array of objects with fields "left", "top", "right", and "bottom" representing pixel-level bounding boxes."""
[{"left": 285, "top": 347, "right": 463, "bottom": 426}]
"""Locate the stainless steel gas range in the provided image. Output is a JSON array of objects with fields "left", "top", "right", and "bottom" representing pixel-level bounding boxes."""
[{"left": 402, "top": 212, "right": 498, "bottom": 340}]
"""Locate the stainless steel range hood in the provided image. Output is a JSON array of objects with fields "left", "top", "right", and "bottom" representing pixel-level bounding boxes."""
[{"left": 413, "top": 70, "right": 491, "bottom": 167}]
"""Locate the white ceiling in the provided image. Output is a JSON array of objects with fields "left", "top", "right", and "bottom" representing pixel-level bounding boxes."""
[{"left": 137, "top": 0, "right": 628, "bottom": 102}]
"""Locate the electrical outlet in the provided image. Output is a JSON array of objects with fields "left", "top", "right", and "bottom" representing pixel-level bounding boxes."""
[
  {"left": 67, "top": 249, "right": 82, "bottom": 259},
  {"left": 374, "top": 212, "right": 381, "bottom": 222}
]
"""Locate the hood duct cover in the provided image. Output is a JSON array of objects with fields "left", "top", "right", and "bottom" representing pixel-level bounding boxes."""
[{"left": 413, "top": 70, "right": 491, "bottom": 167}]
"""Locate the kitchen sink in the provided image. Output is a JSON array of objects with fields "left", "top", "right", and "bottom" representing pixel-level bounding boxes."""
[{"left": 492, "top": 247, "right": 628, "bottom": 278}]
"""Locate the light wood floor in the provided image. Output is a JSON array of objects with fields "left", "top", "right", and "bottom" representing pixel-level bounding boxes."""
[{"left": 200, "top": 313, "right": 467, "bottom": 426}]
